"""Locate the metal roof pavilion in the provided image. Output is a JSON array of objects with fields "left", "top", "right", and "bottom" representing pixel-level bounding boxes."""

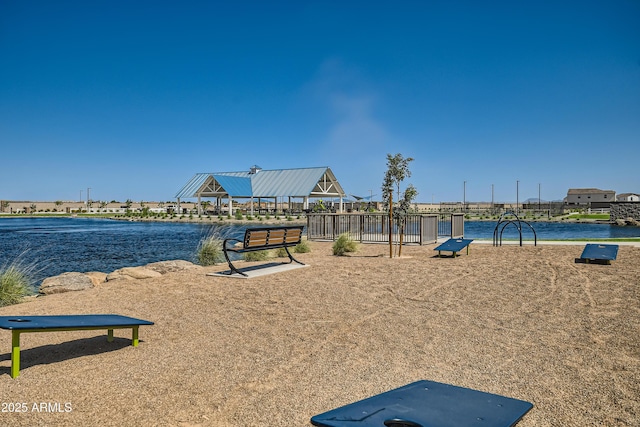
[{"left": 175, "top": 166, "right": 347, "bottom": 214}]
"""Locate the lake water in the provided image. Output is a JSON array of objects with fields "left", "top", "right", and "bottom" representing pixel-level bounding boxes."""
[
  {"left": 464, "top": 220, "right": 640, "bottom": 240},
  {"left": 0, "top": 217, "right": 638, "bottom": 286},
  {"left": 0, "top": 217, "right": 244, "bottom": 286}
]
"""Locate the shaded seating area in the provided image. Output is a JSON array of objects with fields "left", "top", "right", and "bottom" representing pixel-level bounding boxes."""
[
  {"left": 311, "top": 380, "right": 533, "bottom": 427},
  {"left": 434, "top": 238, "right": 473, "bottom": 257},
  {"left": 575, "top": 243, "right": 619, "bottom": 265},
  {"left": 0, "top": 314, "right": 154, "bottom": 378}
]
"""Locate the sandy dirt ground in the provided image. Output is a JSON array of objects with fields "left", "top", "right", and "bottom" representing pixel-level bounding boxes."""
[{"left": 0, "top": 241, "right": 638, "bottom": 426}]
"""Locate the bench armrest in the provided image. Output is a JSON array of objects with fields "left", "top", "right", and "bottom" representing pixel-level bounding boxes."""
[{"left": 223, "top": 238, "right": 242, "bottom": 250}]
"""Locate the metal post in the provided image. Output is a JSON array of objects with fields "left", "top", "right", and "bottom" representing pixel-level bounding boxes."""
[
  {"left": 132, "top": 326, "right": 140, "bottom": 347},
  {"left": 463, "top": 181, "right": 466, "bottom": 213},
  {"left": 389, "top": 190, "right": 393, "bottom": 258},
  {"left": 516, "top": 180, "right": 519, "bottom": 215},
  {"left": 11, "top": 331, "right": 21, "bottom": 378},
  {"left": 491, "top": 184, "right": 494, "bottom": 209}
]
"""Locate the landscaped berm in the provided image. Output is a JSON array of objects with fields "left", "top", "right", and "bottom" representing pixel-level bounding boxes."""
[{"left": 0, "top": 241, "right": 638, "bottom": 426}]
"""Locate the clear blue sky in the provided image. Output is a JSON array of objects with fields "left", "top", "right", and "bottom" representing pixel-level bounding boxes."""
[{"left": 1, "top": 1, "right": 639, "bottom": 204}]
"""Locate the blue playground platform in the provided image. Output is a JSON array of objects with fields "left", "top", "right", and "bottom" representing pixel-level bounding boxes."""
[
  {"left": 311, "top": 380, "right": 533, "bottom": 427},
  {"left": 434, "top": 238, "right": 473, "bottom": 257},
  {"left": 576, "top": 244, "right": 619, "bottom": 265}
]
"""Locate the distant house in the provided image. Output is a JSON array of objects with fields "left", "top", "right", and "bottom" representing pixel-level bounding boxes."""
[
  {"left": 617, "top": 193, "right": 640, "bottom": 202},
  {"left": 565, "top": 188, "right": 615, "bottom": 205}
]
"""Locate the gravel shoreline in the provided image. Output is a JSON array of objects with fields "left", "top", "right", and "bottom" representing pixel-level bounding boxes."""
[{"left": 1, "top": 241, "right": 639, "bottom": 426}]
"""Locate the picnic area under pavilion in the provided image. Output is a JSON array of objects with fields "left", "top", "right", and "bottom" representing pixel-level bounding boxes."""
[{"left": 175, "top": 166, "right": 347, "bottom": 216}]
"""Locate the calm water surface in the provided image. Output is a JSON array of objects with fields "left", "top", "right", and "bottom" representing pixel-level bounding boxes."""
[
  {"left": 0, "top": 217, "right": 638, "bottom": 286},
  {"left": 464, "top": 220, "right": 640, "bottom": 240},
  {"left": 0, "top": 217, "right": 244, "bottom": 286}
]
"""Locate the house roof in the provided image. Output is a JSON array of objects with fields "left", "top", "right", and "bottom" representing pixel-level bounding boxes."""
[
  {"left": 175, "top": 167, "right": 346, "bottom": 200},
  {"left": 567, "top": 188, "right": 615, "bottom": 194}
]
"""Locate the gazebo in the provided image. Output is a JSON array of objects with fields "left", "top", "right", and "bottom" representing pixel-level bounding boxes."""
[{"left": 175, "top": 166, "right": 347, "bottom": 215}]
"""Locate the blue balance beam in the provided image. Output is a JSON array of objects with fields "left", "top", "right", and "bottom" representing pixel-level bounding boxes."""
[
  {"left": 311, "top": 380, "right": 533, "bottom": 427},
  {"left": 0, "top": 314, "right": 154, "bottom": 378}
]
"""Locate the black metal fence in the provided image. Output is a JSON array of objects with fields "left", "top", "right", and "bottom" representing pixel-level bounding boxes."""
[{"left": 306, "top": 213, "right": 464, "bottom": 244}]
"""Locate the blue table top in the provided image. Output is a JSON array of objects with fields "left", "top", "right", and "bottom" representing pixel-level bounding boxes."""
[
  {"left": 311, "top": 380, "right": 533, "bottom": 427},
  {"left": 580, "top": 244, "right": 618, "bottom": 261},
  {"left": 434, "top": 238, "right": 474, "bottom": 252},
  {"left": 0, "top": 314, "right": 154, "bottom": 330}
]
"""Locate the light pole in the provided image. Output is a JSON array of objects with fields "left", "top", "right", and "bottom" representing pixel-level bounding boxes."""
[
  {"left": 87, "top": 188, "right": 91, "bottom": 208},
  {"left": 491, "top": 184, "right": 494, "bottom": 214},
  {"left": 538, "top": 183, "right": 541, "bottom": 211},
  {"left": 463, "top": 181, "right": 466, "bottom": 213},
  {"left": 516, "top": 180, "right": 519, "bottom": 215}
]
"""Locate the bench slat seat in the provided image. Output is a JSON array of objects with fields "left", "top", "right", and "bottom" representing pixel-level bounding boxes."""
[{"left": 223, "top": 226, "right": 305, "bottom": 276}]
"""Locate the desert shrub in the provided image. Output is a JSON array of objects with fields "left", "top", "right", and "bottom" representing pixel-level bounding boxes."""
[
  {"left": 294, "top": 240, "right": 311, "bottom": 253},
  {"left": 196, "top": 235, "right": 224, "bottom": 266},
  {"left": 195, "top": 226, "right": 235, "bottom": 266},
  {"left": 0, "top": 259, "right": 37, "bottom": 307},
  {"left": 275, "top": 240, "right": 310, "bottom": 257},
  {"left": 234, "top": 210, "right": 243, "bottom": 220},
  {"left": 332, "top": 233, "right": 358, "bottom": 256},
  {"left": 243, "top": 250, "right": 271, "bottom": 261}
]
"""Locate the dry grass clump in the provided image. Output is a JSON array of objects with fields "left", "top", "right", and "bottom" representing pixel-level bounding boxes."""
[
  {"left": 196, "top": 226, "right": 237, "bottom": 266},
  {"left": 0, "top": 258, "right": 37, "bottom": 306}
]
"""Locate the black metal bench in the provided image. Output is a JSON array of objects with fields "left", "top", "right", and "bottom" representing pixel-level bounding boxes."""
[{"left": 223, "top": 225, "right": 305, "bottom": 276}]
